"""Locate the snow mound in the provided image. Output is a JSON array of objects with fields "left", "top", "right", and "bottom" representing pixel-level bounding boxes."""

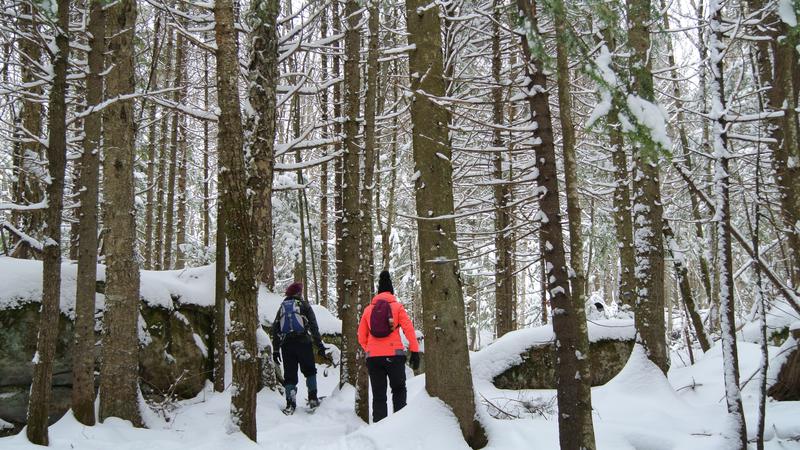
[
  {"left": 0, "top": 258, "right": 342, "bottom": 334},
  {"left": 739, "top": 300, "right": 799, "bottom": 344},
  {"left": 471, "top": 319, "right": 634, "bottom": 381},
  {"left": 347, "top": 388, "right": 470, "bottom": 450}
]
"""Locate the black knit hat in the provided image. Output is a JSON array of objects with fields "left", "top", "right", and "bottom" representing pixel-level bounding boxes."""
[{"left": 377, "top": 271, "right": 394, "bottom": 294}]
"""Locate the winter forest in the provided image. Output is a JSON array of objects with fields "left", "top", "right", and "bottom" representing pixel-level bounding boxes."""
[{"left": 0, "top": 0, "right": 799, "bottom": 448}]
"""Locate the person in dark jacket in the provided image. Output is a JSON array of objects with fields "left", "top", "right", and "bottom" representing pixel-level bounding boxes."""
[{"left": 271, "top": 282, "right": 327, "bottom": 412}]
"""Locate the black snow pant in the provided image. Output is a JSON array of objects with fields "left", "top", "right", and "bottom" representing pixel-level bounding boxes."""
[
  {"left": 366, "top": 355, "right": 407, "bottom": 423},
  {"left": 281, "top": 339, "right": 317, "bottom": 389}
]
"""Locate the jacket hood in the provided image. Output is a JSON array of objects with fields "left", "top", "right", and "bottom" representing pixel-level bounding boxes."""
[{"left": 371, "top": 292, "right": 397, "bottom": 305}]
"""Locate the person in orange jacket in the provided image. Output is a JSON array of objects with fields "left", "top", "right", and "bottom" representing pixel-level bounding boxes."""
[{"left": 357, "top": 270, "right": 421, "bottom": 423}]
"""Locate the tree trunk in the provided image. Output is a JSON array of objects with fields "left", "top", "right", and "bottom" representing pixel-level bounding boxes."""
[
  {"left": 71, "top": 0, "right": 104, "bottom": 426},
  {"left": 708, "top": 3, "right": 747, "bottom": 446},
  {"left": 203, "top": 49, "right": 211, "bottom": 250},
  {"left": 333, "top": 0, "right": 344, "bottom": 317},
  {"left": 662, "top": 220, "right": 710, "bottom": 352},
  {"left": 354, "top": 0, "right": 380, "bottom": 421},
  {"left": 175, "top": 129, "right": 188, "bottom": 268},
  {"left": 26, "top": 0, "right": 70, "bottom": 443},
  {"left": 491, "top": 0, "right": 514, "bottom": 338},
  {"left": 143, "top": 15, "right": 163, "bottom": 270},
  {"left": 319, "top": 5, "right": 330, "bottom": 307},
  {"left": 247, "top": 0, "right": 278, "bottom": 288},
  {"left": 164, "top": 27, "right": 186, "bottom": 270},
  {"left": 552, "top": 0, "right": 587, "bottom": 314},
  {"left": 749, "top": 0, "right": 800, "bottom": 290},
  {"left": 11, "top": 3, "right": 44, "bottom": 256},
  {"left": 99, "top": 0, "right": 143, "bottom": 427},
  {"left": 153, "top": 34, "right": 174, "bottom": 271},
  {"left": 214, "top": 0, "right": 259, "bottom": 440},
  {"left": 405, "top": 1, "right": 486, "bottom": 446},
  {"left": 213, "top": 202, "right": 226, "bottom": 393},
  {"left": 660, "top": 0, "right": 713, "bottom": 305},
  {"left": 517, "top": 1, "right": 596, "bottom": 448},
  {"left": 338, "top": 0, "right": 368, "bottom": 423},
  {"left": 626, "top": 0, "right": 669, "bottom": 374}
]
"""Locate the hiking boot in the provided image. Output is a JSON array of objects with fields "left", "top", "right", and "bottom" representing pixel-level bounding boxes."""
[{"left": 308, "top": 390, "right": 320, "bottom": 408}]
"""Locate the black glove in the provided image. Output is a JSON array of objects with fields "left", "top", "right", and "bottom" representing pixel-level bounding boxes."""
[
  {"left": 409, "top": 352, "right": 420, "bottom": 371},
  {"left": 273, "top": 349, "right": 281, "bottom": 365},
  {"left": 317, "top": 342, "right": 328, "bottom": 356}
]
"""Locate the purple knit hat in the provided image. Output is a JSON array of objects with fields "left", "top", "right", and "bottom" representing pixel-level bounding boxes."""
[{"left": 285, "top": 282, "right": 303, "bottom": 297}]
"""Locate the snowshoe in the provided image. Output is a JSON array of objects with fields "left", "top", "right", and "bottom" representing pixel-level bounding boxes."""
[
  {"left": 305, "top": 396, "right": 325, "bottom": 414},
  {"left": 281, "top": 404, "right": 296, "bottom": 416}
]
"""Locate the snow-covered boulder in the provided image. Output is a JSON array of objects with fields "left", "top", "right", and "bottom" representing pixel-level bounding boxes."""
[
  {"left": 0, "top": 257, "right": 343, "bottom": 433},
  {"left": 767, "top": 322, "right": 800, "bottom": 401},
  {"left": 472, "top": 319, "right": 635, "bottom": 389}
]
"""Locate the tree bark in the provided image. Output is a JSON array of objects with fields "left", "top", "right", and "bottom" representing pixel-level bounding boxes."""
[
  {"left": 26, "top": 0, "right": 70, "bottom": 443},
  {"left": 143, "top": 15, "right": 163, "bottom": 270},
  {"left": 662, "top": 220, "right": 710, "bottom": 352},
  {"left": 71, "top": 0, "right": 104, "bottom": 426},
  {"left": 10, "top": 2, "right": 44, "bottom": 256},
  {"left": 164, "top": 27, "right": 186, "bottom": 270},
  {"left": 319, "top": 5, "right": 330, "bottom": 307},
  {"left": 708, "top": 3, "right": 747, "bottom": 446},
  {"left": 247, "top": 0, "right": 278, "bottom": 288},
  {"left": 153, "top": 33, "right": 174, "bottom": 271},
  {"left": 214, "top": 0, "right": 259, "bottom": 439},
  {"left": 338, "top": 0, "right": 368, "bottom": 422},
  {"left": 213, "top": 202, "right": 226, "bottom": 393},
  {"left": 660, "top": 0, "right": 713, "bottom": 305},
  {"left": 405, "top": 1, "right": 486, "bottom": 446},
  {"left": 749, "top": 0, "right": 800, "bottom": 290},
  {"left": 491, "top": 0, "right": 514, "bottom": 339},
  {"left": 625, "top": 0, "right": 669, "bottom": 374},
  {"left": 517, "top": 1, "right": 596, "bottom": 448},
  {"left": 333, "top": 0, "right": 344, "bottom": 317},
  {"left": 99, "top": 0, "right": 143, "bottom": 427}
]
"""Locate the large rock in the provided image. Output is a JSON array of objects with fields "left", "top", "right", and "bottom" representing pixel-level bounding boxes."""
[
  {"left": 768, "top": 327, "right": 800, "bottom": 401},
  {"left": 0, "top": 299, "right": 216, "bottom": 433},
  {"left": 493, "top": 338, "right": 635, "bottom": 390}
]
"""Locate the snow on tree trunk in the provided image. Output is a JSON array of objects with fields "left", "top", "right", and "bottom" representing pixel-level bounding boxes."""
[
  {"left": 708, "top": 0, "right": 747, "bottom": 446},
  {"left": 625, "top": 0, "right": 669, "bottom": 374},
  {"left": 214, "top": 0, "right": 259, "bottom": 440},
  {"left": 516, "top": 1, "right": 596, "bottom": 448}
]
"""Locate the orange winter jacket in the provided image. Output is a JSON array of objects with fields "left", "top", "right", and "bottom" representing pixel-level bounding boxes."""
[{"left": 357, "top": 292, "right": 420, "bottom": 358}]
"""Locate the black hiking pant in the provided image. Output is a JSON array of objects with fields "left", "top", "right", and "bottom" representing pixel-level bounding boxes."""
[
  {"left": 281, "top": 339, "right": 317, "bottom": 388},
  {"left": 366, "top": 355, "right": 407, "bottom": 423}
]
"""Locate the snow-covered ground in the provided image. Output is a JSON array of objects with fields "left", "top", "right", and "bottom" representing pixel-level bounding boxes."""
[
  {"left": 1, "top": 256, "right": 799, "bottom": 449},
  {"left": 1, "top": 339, "right": 797, "bottom": 449}
]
